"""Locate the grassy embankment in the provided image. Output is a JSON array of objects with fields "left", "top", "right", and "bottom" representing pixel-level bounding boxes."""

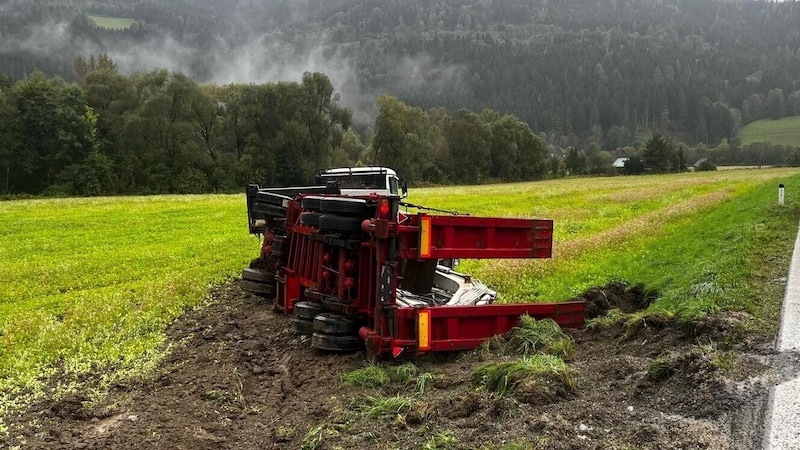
[
  {"left": 86, "top": 14, "right": 135, "bottom": 30},
  {"left": 740, "top": 115, "right": 800, "bottom": 146},
  {"left": 1, "top": 168, "right": 799, "bottom": 433}
]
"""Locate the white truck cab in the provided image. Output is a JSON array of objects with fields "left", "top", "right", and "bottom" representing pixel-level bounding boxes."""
[{"left": 315, "top": 167, "right": 408, "bottom": 198}]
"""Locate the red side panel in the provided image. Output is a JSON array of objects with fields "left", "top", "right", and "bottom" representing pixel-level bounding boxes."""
[
  {"left": 392, "top": 301, "right": 585, "bottom": 354},
  {"left": 400, "top": 215, "right": 553, "bottom": 260}
]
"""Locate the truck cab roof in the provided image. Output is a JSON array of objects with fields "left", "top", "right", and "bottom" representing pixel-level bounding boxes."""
[{"left": 315, "top": 167, "right": 406, "bottom": 198}]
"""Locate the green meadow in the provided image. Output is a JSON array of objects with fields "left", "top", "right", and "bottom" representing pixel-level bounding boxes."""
[
  {"left": 0, "top": 195, "right": 257, "bottom": 426},
  {"left": 1, "top": 168, "right": 799, "bottom": 429},
  {"left": 740, "top": 115, "right": 800, "bottom": 146},
  {"left": 86, "top": 14, "right": 135, "bottom": 30},
  {"left": 408, "top": 168, "right": 800, "bottom": 325}
]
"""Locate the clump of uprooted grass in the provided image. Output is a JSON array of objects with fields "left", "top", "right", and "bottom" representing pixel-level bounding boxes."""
[
  {"left": 351, "top": 394, "right": 415, "bottom": 419},
  {"left": 472, "top": 355, "right": 577, "bottom": 403},
  {"left": 645, "top": 345, "right": 736, "bottom": 383},
  {"left": 342, "top": 363, "right": 424, "bottom": 389},
  {"left": 483, "top": 316, "right": 575, "bottom": 359},
  {"left": 341, "top": 362, "right": 436, "bottom": 422}
]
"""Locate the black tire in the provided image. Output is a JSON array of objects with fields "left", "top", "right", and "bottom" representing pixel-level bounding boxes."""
[
  {"left": 294, "top": 301, "right": 324, "bottom": 320},
  {"left": 252, "top": 202, "right": 287, "bottom": 218},
  {"left": 241, "top": 280, "right": 276, "bottom": 296},
  {"left": 318, "top": 215, "right": 363, "bottom": 233},
  {"left": 312, "top": 332, "right": 363, "bottom": 352},
  {"left": 313, "top": 313, "right": 360, "bottom": 335},
  {"left": 301, "top": 196, "right": 324, "bottom": 211},
  {"left": 293, "top": 318, "right": 315, "bottom": 335},
  {"left": 320, "top": 197, "right": 369, "bottom": 216},
  {"left": 270, "top": 239, "right": 286, "bottom": 253},
  {"left": 241, "top": 268, "right": 276, "bottom": 283},
  {"left": 300, "top": 212, "right": 323, "bottom": 227},
  {"left": 256, "top": 191, "right": 292, "bottom": 207}
]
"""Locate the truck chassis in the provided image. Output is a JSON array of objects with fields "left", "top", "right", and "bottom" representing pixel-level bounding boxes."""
[{"left": 243, "top": 171, "right": 584, "bottom": 359}]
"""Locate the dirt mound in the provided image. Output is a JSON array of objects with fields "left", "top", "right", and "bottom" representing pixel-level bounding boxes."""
[
  {"left": 0, "top": 280, "right": 774, "bottom": 449},
  {"left": 578, "top": 282, "right": 655, "bottom": 319}
]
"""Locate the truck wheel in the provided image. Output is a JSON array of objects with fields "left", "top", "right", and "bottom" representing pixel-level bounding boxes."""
[
  {"left": 241, "top": 268, "right": 276, "bottom": 283},
  {"left": 294, "top": 301, "right": 324, "bottom": 320},
  {"left": 256, "top": 191, "right": 292, "bottom": 207},
  {"left": 318, "top": 215, "right": 363, "bottom": 233},
  {"left": 312, "top": 332, "right": 363, "bottom": 352},
  {"left": 300, "top": 212, "right": 323, "bottom": 227},
  {"left": 253, "top": 202, "right": 287, "bottom": 218},
  {"left": 293, "top": 318, "right": 315, "bottom": 335},
  {"left": 301, "top": 196, "right": 324, "bottom": 211},
  {"left": 241, "top": 280, "right": 276, "bottom": 296},
  {"left": 267, "top": 239, "right": 288, "bottom": 258},
  {"left": 319, "top": 197, "right": 369, "bottom": 216},
  {"left": 313, "top": 313, "right": 360, "bottom": 335},
  {"left": 270, "top": 239, "right": 287, "bottom": 253}
]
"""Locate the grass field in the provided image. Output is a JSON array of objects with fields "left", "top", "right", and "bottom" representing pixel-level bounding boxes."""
[
  {"left": 1, "top": 168, "right": 800, "bottom": 431},
  {"left": 740, "top": 115, "right": 800, "bottom": 146},
  {"left": 0, "top": 195, "right": 257, "bottom": 425},
  {"left": 407, "top": 168, "right": 800, "bottom": 323},
  {"left": 86, "top": 14, "right": 135, "bottom": 30}
]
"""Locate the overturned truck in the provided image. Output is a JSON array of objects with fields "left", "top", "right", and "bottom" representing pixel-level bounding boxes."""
[{"left": 243, "top": 167, "right": 584, "bottom": 359}]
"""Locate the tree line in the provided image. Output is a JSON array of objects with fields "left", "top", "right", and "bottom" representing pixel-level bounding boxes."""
[
  {"left": 3, "top": 61, "right": 799, "bottom": 197},
  {"left": 0, "top": 63, "right": 554, "bottom": 196}
]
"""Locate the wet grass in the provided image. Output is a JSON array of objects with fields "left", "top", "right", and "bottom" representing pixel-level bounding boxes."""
[
  {"left": 472, "top": 355, "right": 576, "bottom": 396},
  {"left": 2, "top": 168, "right": 799, "bottom": 433},
  {"left": 412, "top": 169, "right": 800, "bottom": 337},
  {"left": 483, "top": 316, "right": 575, "bottom": 359},
  {"left": 0, "top": 195, "right": 257, "bottom": 427}
]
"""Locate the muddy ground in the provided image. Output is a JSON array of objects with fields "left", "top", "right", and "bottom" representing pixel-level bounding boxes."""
[{"left": 1, "top": 281, "right": 783, "bottom": 449}]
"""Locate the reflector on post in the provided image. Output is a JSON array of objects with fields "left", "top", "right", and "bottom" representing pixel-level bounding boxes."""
[
  {"left": 419, "top": 215, "right": 432, "bottom": 259},
  {"left": 418, "top": 309, "right": 431, "bottom": 351}
]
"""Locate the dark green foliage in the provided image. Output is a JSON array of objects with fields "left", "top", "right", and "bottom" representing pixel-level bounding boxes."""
[
  {"left": 643, "top": 133, "right": 679, "bottom": 174},
  {"left": 624, "top": 157, "right": 645, "bottom": 175},
  {"left": 2, "top": 0, "right": 800, "bottom": 160},
  {"left": 564, "top": 147, "right": 587, "bottom": 176},
  {"left": 0, "top": 67, "right": 354, "bottom": 195},
  {"left": 2, "top": 68, "right": 565, "bottom": 194}
]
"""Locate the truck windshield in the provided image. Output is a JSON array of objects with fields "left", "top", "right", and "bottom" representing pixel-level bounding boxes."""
[{"left": 317, "top": 174, "right": 387, "bottom": 190}]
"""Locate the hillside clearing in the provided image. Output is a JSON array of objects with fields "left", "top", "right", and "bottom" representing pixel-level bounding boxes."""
[
  {"left": 86, "top": 14, "right": 135, "bottom": 30},
  {"left": 740, "top": 115, "right": 800, "bottom": 147}
]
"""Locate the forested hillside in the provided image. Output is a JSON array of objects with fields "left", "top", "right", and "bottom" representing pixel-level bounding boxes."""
[
  {"left": 3, "top": 0, "right": 800, "bottom": 148},
  {"left": 2, "top": 0, "right": 800, "bottom": 195}
]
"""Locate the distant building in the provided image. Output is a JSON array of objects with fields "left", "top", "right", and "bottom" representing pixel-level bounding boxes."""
[{"left": 612, "top": 157, "right": 630, "bottom": 169}]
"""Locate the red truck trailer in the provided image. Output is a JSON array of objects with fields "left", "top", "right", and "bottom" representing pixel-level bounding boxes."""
[{"left": 243, "top": 167, "right": 584, "bottom": 359}]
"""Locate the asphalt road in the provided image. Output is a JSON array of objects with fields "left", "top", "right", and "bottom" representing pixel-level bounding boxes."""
[{"left": 764, "top": 225, "right": 800, "bottom": 449}]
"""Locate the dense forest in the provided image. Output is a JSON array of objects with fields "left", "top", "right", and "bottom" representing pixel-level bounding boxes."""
[{"left": 1, "top": 0, "right": 800, "bottom": 195}]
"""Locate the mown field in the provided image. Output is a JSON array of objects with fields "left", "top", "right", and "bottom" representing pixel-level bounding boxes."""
[
  {"left": 1, "top": 168, "right": 799, "bottom": 435},
  {"left": 740, "top": 115, "right": 800, "bottom": 146},
  {"left": 0, "top": 195, "right": 258, "bottom": 432},
  {"left": 86, "top": 14, "right": 135, "bottom": 30}
]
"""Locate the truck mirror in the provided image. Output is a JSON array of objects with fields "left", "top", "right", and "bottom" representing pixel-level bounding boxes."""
[{"left": 400, "top": 179, "right": 409, "bottom": 198}]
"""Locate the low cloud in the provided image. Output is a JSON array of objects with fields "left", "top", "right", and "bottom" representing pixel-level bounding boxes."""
[{"left": 1, "top": 17, "right": 467, "bottom": 123}]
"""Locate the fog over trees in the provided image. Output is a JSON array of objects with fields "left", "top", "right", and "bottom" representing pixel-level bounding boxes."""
[{"left": 2, "top": 0, "right": 800, "bottom": 195}]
